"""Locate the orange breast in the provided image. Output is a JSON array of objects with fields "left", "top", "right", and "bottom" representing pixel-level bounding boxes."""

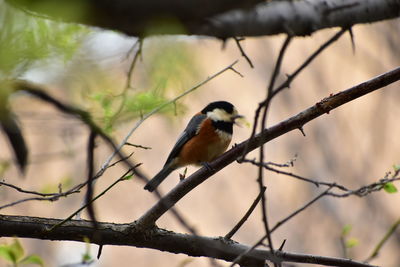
[{"left": 177, "top": 119, "right": 231, "bottom": 167}]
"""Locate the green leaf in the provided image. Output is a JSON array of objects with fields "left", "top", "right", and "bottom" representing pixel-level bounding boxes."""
[
  {"left": 341, "top": 224, "right": 352, "bottom": 236},
  {"left": 10, "top": 239, "right": 25, "bottom": 262},
  {"left": 384, "top": 182, "right": 398, "bottom": 194},
  {"left": 82, "top": 237, "right": 92, "bottom": 263},
  {"left": 0, "top": 2, "right": 88, "bottom": 78},
  {"left": 40, "top": 175, "right": 73, "bottom": 194},
  {"left": 0, "top": 160, "right": 11, "bottom": 176},
  {"left": 0, "top": 245, "right": 15, "bottom": 263},
  {"left": 125, "top": 92, "right": 170, "bottom": 115},
  {"left": 122, "top": 174, "right": 134, "bottom": 181},
  {"left": 345, "top": 238, "right": 359, "bottom": 248},
  {"left": 20, "top": 254, "right": 44, "bottom": 267},
  {"left": 393, "top": 164, "right": 400, "bottom": 172},
  {"left": 82, "top": 252, "right": 92, "bottom": 263}
]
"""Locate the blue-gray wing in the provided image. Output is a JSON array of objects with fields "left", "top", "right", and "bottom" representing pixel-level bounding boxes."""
[{"left": 164, "top": 113, "right": 206, "bottom": 167}]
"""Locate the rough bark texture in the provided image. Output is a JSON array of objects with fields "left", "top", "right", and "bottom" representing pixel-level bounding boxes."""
[
  {"left": 0, "top": 215, "right": 376, "bottom": 267},
  {"left": 6, "top": 0, "right": 400, "bottom": 38}
]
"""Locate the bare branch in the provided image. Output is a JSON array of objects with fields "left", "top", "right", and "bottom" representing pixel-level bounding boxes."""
[
  {"left": 199, "top": 0, "right": 400, "bottom": 38},
  {"left": 242, "top": 158, "right": 348, "bottom": 190},
  {"left": 49, "top": 167, "right": 137, "bottom": 231},
  {"left": 233, "top": 37, "right": 254, "bottom": 68},
  {"left": 327, "top": 170, "right": 400, "bottom": 198},
  {"left": 270, "top": 187, "right": 333, "bottom": 233},
  {"left": 0, "top": 180, "right": 67, "bottom": 197},
  {"left": 8, "top": 0, "right": 400, "bottom": 38},
  {"left": 124, "top": 143, "right": 151, "bottom": 150},
  {"left": 365, "top": 217, "right": 400, "bottom": 262},
  {"left": 85, "top": 130, "right": 98, "bottom": 228},
  {"left": 0, "top": 214, "right": 378, "bottom": 267},
  {"left": 225, "top": 187, "right": 266, "bottom": 240},
  {"left": 269, "top": 28, "right": 346, "bottom": 99}
]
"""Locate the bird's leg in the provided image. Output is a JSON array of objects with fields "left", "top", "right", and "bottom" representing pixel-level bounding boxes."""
[{"left": 179, "top": 167, "right": 188, "bottom": 181}]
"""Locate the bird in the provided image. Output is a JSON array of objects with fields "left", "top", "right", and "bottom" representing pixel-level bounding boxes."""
[{"left": 144, "top": 101, "right": 243, "bottom": 192}]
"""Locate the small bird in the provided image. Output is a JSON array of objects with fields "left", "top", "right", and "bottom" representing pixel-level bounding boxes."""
[{"left": 144, "top": 101, "right": 243, "bottom": 192}]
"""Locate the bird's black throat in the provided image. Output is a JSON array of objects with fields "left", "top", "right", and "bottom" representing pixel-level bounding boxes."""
[{"left": 212, "top": 120, "right": 233, "bottom": 134}]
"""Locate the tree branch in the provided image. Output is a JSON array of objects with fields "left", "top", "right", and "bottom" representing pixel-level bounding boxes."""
[
  {"left": 199, "top": 0, "right": 400, "bottom": 38},
  {"left": 6, "top": 0, "right": 400, "bottom": 38},
  {"left": 136, "top": 66, "right": 400, "bottom": 227},
  {"left": 0, "top": 215, "right": 377, "bottom": 267}
]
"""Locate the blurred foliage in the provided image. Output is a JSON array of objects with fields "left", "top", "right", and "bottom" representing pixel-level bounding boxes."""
[
  {"left": 393, "top": 164, "right": 400, "bottom": 172},
  {"left": 0, "top": 238, "right": 44, "bottom": 267},
  {"left": 144, "top": 16, "right": 187, "bottom": 36},
  {"left": 7, "top": 0, "right": 89, "bottom": 21},
  {"left": 81, "top": 237, "right": 93, "bottom": 265},
  {"left": 345, "top": 238, "right": 359, "bottom": 249},
  {"left": 80, "top": 37, "right": 199, "bottom": 133},
  {"left": 341, "top": 224, "right": 352, "bottom": 236},
  {"left": 2, "top": 0, "right": 199, "bottom": 134},
  {"left": 0, "top": 0, "right": 88, "bottom": 79},
  {"left": 40, "top": 175, "right": 73, "bottom": 194},
  {"left": 340, "top": 224, "right": 359, "bottom": 257},
  {"left": 0, "top": 160, "right": 11, "bottom": 176}
]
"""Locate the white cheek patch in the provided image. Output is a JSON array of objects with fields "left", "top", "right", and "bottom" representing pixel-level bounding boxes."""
[{"left": 207, "top": 109, "right": 232, "bottom": 122}]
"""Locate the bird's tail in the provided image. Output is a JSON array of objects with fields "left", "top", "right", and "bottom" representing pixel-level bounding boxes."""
[{"left": 144, "top": 166, "right": 174, "bottom": 192}]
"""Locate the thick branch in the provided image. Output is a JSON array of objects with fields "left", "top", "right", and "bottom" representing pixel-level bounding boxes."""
[
  {"left": 0, "top": 215, "right": 376, "bottom": 267},
  {"left": 199, "top": 0, "right": 400, "bottom": 38},
  {"left": 137, "top": 66, "right": 400, "bottom": 227},
  {"left": 6, "top": 0, "right": 400, "bottom": 38}
]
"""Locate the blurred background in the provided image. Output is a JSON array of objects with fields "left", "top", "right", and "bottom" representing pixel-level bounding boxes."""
[{"left": 0, "top": 0, "right": 400, "bottom": 266}]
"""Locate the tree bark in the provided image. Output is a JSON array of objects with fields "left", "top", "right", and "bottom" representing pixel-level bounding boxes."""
[
  {"left": 6, "top": 0, "right": 400, "bottom": 38},
  {"left": 0, "top": 215, "right": 377, "bottom": 267}
]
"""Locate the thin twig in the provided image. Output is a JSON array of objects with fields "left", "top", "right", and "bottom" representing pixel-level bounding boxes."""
[
  {"left": 270, "top": 187, "right": 333, "bottom": 233},
  {"left": 348, "top": 27, "right": 356, "bottom": 54},
  {"left": 49, "top": 167, "right": 138, "bottom": 231},
  {"left": 242, "top": 158, "right": 348, "bottom": 190},
  {"left": 108, "top": 152, "right": 135, "bottom": 168},
  {"left": 85, "top": 130, "right": 98, "bottom": 228},
  {"left": 0, "top": 181, "right": 66, "bottom": 197},
  {"left": 230, "top": 235, "right": 268, "bottom": 267},
  {"left": 257, "top": 35, "right": 293, "bottom": 259},
  {"left": 270, "top": 28, "right": 347, "bottom": 99},
  {"left": 241, "top": 35, "right": 292, "bottom": 160},
  {"left": 365, "top": 217, "right": 400, "bottom": 262},
  {"left": 0, "top": 195, "right": 75, "bottom": 210},
  {"left": 125, "top": 142, "right": 151, "bottom": 150},
  {"left": 109, "top": 39, "right": 143, "bottom": 125},
  {"left": 233, "top": 37, "right": 254, "bottom": 68},
  {"left": 225, "top": 186, "right": 266, "bottom": 240},
  {"left": 327, "top": 176, "right": 400, "bottom": 198},
  {"left": 125, "top": 38, "right": 143, "bottom": 90}
]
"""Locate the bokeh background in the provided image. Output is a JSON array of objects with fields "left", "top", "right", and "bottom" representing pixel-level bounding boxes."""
[{"left": 1, "top": 1, "right": 400, "bottom": 266}]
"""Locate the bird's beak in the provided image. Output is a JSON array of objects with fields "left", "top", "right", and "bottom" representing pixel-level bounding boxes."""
[{"left": 232, "top": 114, "right": 245, "bottom": 126}]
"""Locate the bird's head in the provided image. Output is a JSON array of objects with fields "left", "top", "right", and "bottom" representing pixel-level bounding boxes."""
[{"left": 201, "top": 101, "right": 243, "bottom": 125}]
